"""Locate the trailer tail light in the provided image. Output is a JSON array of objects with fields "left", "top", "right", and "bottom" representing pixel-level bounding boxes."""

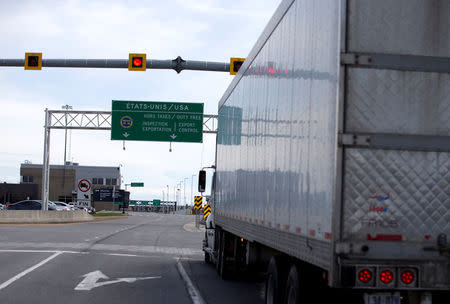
[
  {"left": 380, "top": 269, "right": 394, "bottom": 284},
  {"left": 358, "top": 268, "right": 373, "bottom": 284},
  {"left": 399, "top": 269, "right": 417, "bottom": 287}
]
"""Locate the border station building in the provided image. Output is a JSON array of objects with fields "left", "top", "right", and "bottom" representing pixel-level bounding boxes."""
[{"left": 20, "top": 162, "right": 122, "bottom": 210}]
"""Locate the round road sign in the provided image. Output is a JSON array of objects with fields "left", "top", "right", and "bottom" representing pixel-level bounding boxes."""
[
  {"left": 78, "top": 179, "right": 92, "bottom": 192},
  {"left": 120, "top": 116, "right": 133, "bottom": 128}
]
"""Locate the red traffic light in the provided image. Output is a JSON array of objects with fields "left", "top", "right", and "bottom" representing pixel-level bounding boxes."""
[
  {"left": 128, "top": 53, "right": 146, "bottom": 71},
  {"left": 132, "top": 57, "right": 143, "bottom": 68}
]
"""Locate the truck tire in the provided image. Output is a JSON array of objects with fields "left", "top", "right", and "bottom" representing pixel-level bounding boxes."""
[
  {"left": 204, "top": 250, "right": 211, "bottom": 264},
  {"left": 215, "top": 228, "right": 223, "bottom": 274},
  {"left": 217, "top": 230, "right": 234, "bottom": 279},
  {"left": 284, "top": 265, "right": 302, "bottom": 304},
  {"left": 265, "top": 257, "right": 287, "bottom": 304}
]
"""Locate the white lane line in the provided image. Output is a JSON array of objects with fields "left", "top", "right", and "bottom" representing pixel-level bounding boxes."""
[
  {"left": 105, "top": 253, "right": 141, "bottom": 257},
  {"left": 0, "top": 249, "right": 88, "bottom": 254},
  {"left": 0, "top": 251, "right": 63, "bottom": 291},
  {"left": 103, "top": 253, "right": 164, "bottom": 258},
  {"left": 176, "top": 259, "right": 206, "bottom": 304}
]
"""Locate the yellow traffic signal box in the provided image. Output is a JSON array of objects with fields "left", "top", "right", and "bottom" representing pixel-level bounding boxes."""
[
  {"left": 230, "top": 57, "right": 245, "bottom": 75},
  {"left": 25, "top": 52, "right": 42, "bottom": 70},
  {"left": 128, "top": 53, "right": 146, "bottom": 71}
]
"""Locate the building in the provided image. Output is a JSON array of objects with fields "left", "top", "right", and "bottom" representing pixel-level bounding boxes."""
[
  {"left": 20, "top": 162, "right": 122, "bottom": 210},
  {"left": 0, "top": 183, "right": 39, "bottom": 204}
]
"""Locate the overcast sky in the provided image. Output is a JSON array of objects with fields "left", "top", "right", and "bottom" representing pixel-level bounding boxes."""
[{"left": 0, "top": 0, "right": 281, "bottom": 202}]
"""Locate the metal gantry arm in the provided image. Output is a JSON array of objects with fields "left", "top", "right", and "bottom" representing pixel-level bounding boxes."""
[
  {"left": 47, "top": 110, "right": 217, "bottom": 131},
  {"left": 0, "top": 56, "right": 230, "bottom": 74},
  {"left": 41, "top": 109, "right": 218, "bottom": 210}
]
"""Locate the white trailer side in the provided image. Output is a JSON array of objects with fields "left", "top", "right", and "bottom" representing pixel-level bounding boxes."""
[{"left": 211, "top": 0, "right": 449, "bottom": 302}]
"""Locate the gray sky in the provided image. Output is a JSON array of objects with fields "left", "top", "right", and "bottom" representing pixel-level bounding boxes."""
[{"left": 0, "top": 0, "right": 281, "bottom": 201}]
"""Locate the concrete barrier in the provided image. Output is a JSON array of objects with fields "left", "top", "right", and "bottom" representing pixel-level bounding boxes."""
[{"left": 0, "top": 210, "right": 94, "bottom": 224}]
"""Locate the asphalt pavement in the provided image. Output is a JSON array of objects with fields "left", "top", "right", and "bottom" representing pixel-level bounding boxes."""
[{"left": 0, "top": 212, "right": 264, "bottom": 304}]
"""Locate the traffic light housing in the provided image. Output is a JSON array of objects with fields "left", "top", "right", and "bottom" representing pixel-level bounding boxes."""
[
  {"left": 230, "top": 57, "right": 245, "bottom": 75},
  {"left": 198, "top": 170, "right": 206, "bottom": 192},
  {"left": 128, "top": 53, "right": 146, "bottom": 71},
  {"left": 25, "top": 52, "right": 42, "bottom": 70}
]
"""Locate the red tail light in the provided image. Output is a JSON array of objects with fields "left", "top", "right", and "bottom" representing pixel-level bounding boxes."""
[
  {"left": 401, "top": 270, "right": 415, "bottom": 285},
  {"left": 380, "top": 270, "right": 394, "bottom": 284},
  {"left": 358, "top": 269, "right": 373, "bottom": 283}
]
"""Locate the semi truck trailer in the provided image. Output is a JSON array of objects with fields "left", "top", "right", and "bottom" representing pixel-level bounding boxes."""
[{"left": 200, "top": 0, "right": 450, "bottom": 303}]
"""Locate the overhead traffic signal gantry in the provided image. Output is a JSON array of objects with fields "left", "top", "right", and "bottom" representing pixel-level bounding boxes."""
[
  {"left": 230, "top": 57, "right": 245, "bottom": 75},
  {"left": 128, "top": 53, "right": 146, "bottom": 71},
  {"left": 24, "top": 52, "right": 42, "bottom": 70}
]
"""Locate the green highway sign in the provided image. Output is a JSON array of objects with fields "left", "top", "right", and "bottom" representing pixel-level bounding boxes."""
[
  {"left": 111, "top": 100, "right": 204, "bottom": 143},
  {"left": 152, "top": 199, "right": 161, "bottom": 206},
  {"left": 130, "top": 200, "right": 150, "bottom": 206},
  {"left": 130, "top": 182, "right": 144, "bottom": 187}
]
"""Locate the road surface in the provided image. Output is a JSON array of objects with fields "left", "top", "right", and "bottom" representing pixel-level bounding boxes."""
[{"left": 0, "top": 212, "right": 264, "bottom": 304}]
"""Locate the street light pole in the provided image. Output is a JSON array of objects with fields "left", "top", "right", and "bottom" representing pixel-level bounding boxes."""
[
  {"left": 183, "top": 177, "right": 188, "bottom": 208},
  {"left": 191, "top": 174, "right": 196, "bottom": 207}
]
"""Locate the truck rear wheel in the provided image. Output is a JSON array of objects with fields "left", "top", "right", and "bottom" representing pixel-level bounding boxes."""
[
  {"left": 217, "top": 230, "right": 234, "bottom": 279},
  {"left": 284, "top": 265, "right": 301, "bottom": 304},
  {"left": 265, "top": 257, "right": 287, "bottom": 304}
]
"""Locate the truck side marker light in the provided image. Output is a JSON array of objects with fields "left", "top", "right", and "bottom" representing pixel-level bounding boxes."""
[
  {"left": 401, "top": 270, "right": 415, "bottom": 284},
  {"left": 367, "top": 234, "right": 402, "bottom": 241},
  {"left": 380, "top": 270, "right": 394, "bottom": 284},
  {"left": 358, "top": 269, "right": 372, "bottom": 283}
]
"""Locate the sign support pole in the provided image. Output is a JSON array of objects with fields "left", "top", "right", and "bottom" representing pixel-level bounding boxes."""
[{"left": 42, "top": 108, "right": 51, "bottom": 210}]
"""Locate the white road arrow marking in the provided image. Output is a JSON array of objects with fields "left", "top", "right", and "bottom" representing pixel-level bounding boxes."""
[
  {"left": 170, "top": 134, "right": 177, "bottom": 140},
  {"left": 74, "top": 270, "right": 161, "bottom": 291},
  {"left": 123, "top": 132, "right": 130, "bottom": 138}
]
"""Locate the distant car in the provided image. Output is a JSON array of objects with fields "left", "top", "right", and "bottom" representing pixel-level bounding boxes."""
[
  {"left": 52, "top": 202, "right": 73, "bottom": 211},
  {"left": 6, "top": 200, "right": 56, "bottom": 210}
]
